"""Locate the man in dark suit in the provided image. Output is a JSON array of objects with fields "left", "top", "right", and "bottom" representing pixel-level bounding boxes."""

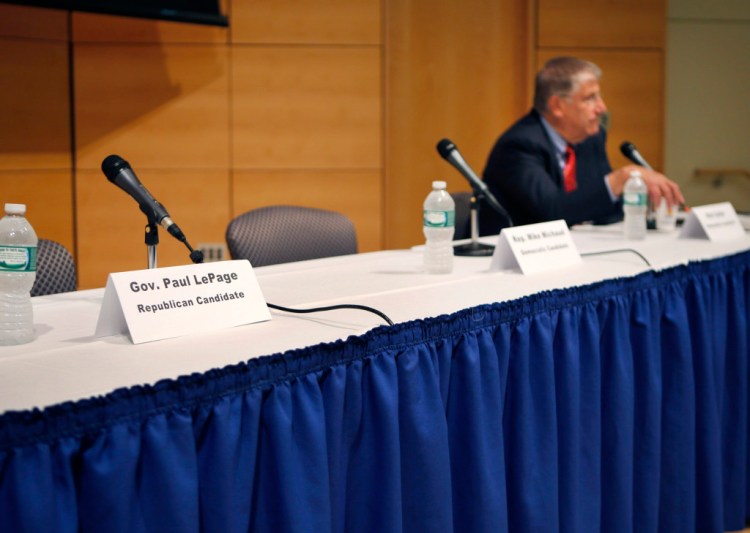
[{"left": 479, "top": 56, "right": 684, "bottom": 234}]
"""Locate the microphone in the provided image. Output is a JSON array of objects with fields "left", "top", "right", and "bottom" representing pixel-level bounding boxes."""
[
  {"left": 436, "top": 138, "right": 512, "bottom": 225},
  {"left": 619, "top": 141, "right": 653, "bottom": 170},
  {"left": 101, "top": 155, "right": 187, "bottom": 242}
]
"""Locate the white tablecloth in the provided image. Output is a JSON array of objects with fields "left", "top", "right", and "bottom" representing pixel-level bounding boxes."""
[{"left": 1, "top": 225, "right": 748, "bottom": 412}]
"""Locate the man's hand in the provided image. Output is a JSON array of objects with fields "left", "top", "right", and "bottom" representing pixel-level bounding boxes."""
[{"left": 607, "top": 165, "right": 685, "bottom": 208}]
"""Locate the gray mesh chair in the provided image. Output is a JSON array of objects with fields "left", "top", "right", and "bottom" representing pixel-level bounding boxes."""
[
  {"left": 31, "top": 239, "right": 77, "bottom": 296},
  {"left": 226, "top": 205, "right": 358, "bottom": 267}
]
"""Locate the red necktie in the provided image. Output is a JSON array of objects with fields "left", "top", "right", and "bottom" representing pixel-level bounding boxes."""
[{"left": 563, "top": 145, "right": 577, "bottom": 192}]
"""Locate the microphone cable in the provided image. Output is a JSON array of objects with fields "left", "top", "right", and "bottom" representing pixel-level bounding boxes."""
[
  {"left": 580, "top": 248, "right": 651, "bottom": 267},
  {"left": 266, "top": 249, "right": 651, "bottom": 326},
  {"left": 267, "top": 302, "right": 394, "bottom": 326}
]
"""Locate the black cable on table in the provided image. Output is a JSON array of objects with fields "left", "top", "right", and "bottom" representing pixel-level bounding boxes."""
[
  {"left": 268, "top": 302, "right": 394, "bottom": 326},
  {"left": 580, "top": 248, "right": 651, "bottom": 267}
]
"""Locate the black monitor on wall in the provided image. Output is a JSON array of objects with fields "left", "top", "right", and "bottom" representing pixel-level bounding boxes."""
[{"left": 0, "top": 0, "right": 228, "bottom": 27}]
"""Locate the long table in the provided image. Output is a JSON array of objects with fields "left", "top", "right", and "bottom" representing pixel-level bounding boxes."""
[{"left": 1, "top": 227, "right": 749, "bottom": 532}]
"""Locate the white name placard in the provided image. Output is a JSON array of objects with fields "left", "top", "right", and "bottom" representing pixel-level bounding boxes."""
[
  {"left": 95, "top": 260, "right": 271, "bottom": 344},
  {"left": 490, "top": 219, "right": 581, "bottom": 275},
  {"left": 680, "top": 202, "right": 745, "bottom": 241}
]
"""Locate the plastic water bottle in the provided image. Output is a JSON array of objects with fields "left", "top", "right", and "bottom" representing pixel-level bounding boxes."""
[
  {"left": 0, "top": 204, "right": 38, "bottom": 345},
  {"left": 622, "top": 170, "right": 648, "bottom": 240},
  {"left": 423, "top": 180, "right": 455, "bottom": 274}
]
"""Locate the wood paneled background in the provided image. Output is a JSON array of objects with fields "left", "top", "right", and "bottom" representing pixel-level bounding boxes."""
[{"left": 0, "top": 0, "right": 667, "bottom": 289}]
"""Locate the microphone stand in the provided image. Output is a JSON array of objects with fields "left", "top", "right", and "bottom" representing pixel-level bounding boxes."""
[
  {"left": 144, "top": 217, "right": 205, "bottom": 269},
  {"left": 453, "top": 191, "right": 495, "bottom": 257},
  {"left": 145, "top": 221, "right": 159, "bottom": 269}
]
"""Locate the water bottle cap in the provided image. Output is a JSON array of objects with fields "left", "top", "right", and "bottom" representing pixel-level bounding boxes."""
[
  {"left": 629, "top": 170, "right": 642, "bottom": 179},
  {"left": 432, "top": 180, "right": 447, "bottom": 190},
  {"left": 4, "top": 203, "right": 26, "bottom": 215}
]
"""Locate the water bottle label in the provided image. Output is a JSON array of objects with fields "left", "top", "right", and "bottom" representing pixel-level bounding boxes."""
[
  {"left": 423, "top": 210, "right": 455, "bottom": 228},
  {"left": 623, "top": 192, "right": 647, "bottom": 206},
  {"left": 0, "top": 245, "right": 37, "bottom": 272}
]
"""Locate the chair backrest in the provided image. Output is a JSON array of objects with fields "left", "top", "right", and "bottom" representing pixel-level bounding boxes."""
[
  {"left": 451, "top": 191, "right": 473, "bottom": 240},
  {"left": 31, "top": 239, "right": 77, "bottom": 296},
  {"left": 226, "top": 205, "right": 358, "bottom": 267}
]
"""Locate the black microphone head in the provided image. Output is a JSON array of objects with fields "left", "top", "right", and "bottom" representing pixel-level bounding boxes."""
[
  {"left": 436, "top": 138, "right": 456, "bottom": 159},
  {"left": 619, "top": 141, "right": 636, "bottom": 159},
  {"left": 101, "top": 155, "right": 130, "bottom": 182}
]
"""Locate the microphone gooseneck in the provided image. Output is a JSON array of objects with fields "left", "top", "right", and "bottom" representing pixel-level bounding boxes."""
[{"left": 436, "top": 138, "right": 513, "bottom": 227}]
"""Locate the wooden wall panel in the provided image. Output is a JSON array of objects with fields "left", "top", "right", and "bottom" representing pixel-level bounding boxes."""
[
  {"left": 384, "top": 0, "right": 531, "bottom": 249},
  {"left": 0, "top": 4, "right": 68, "bottom": 40},
  {"left": 0, "top": 5, "right": 73, "bottom": 262},
  {"left": 0, "top": 38, "right": 71, "bottom": 170},
  {"left": 232, "top": 47, "right": 381, "bottom": 170},
  {"left": 232, "top": 0, "right": 381, "bottom": 45},
  {"left": 76, "top": 169, "right": 230, "bottom": 288},
  {"left": 0, "top": 170, "right": 74, "bottom": 253},
  {"left": 233, "top": 170, "right": 382, "bottom": 251},
  {"left": 0, "top": 0, "right": 670, "bottom": 289},
  {"left": 72, "top": 12, "right": 228, "bottom": 43},
  {"left": 536, "top": 50, "right": 665, "bottom": 171},
  {"left": 74, "top": 44, "right": 229, "bottom": 170},
  {"left": 538, "top": 0, "right": 666, "bottom": 48}
]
